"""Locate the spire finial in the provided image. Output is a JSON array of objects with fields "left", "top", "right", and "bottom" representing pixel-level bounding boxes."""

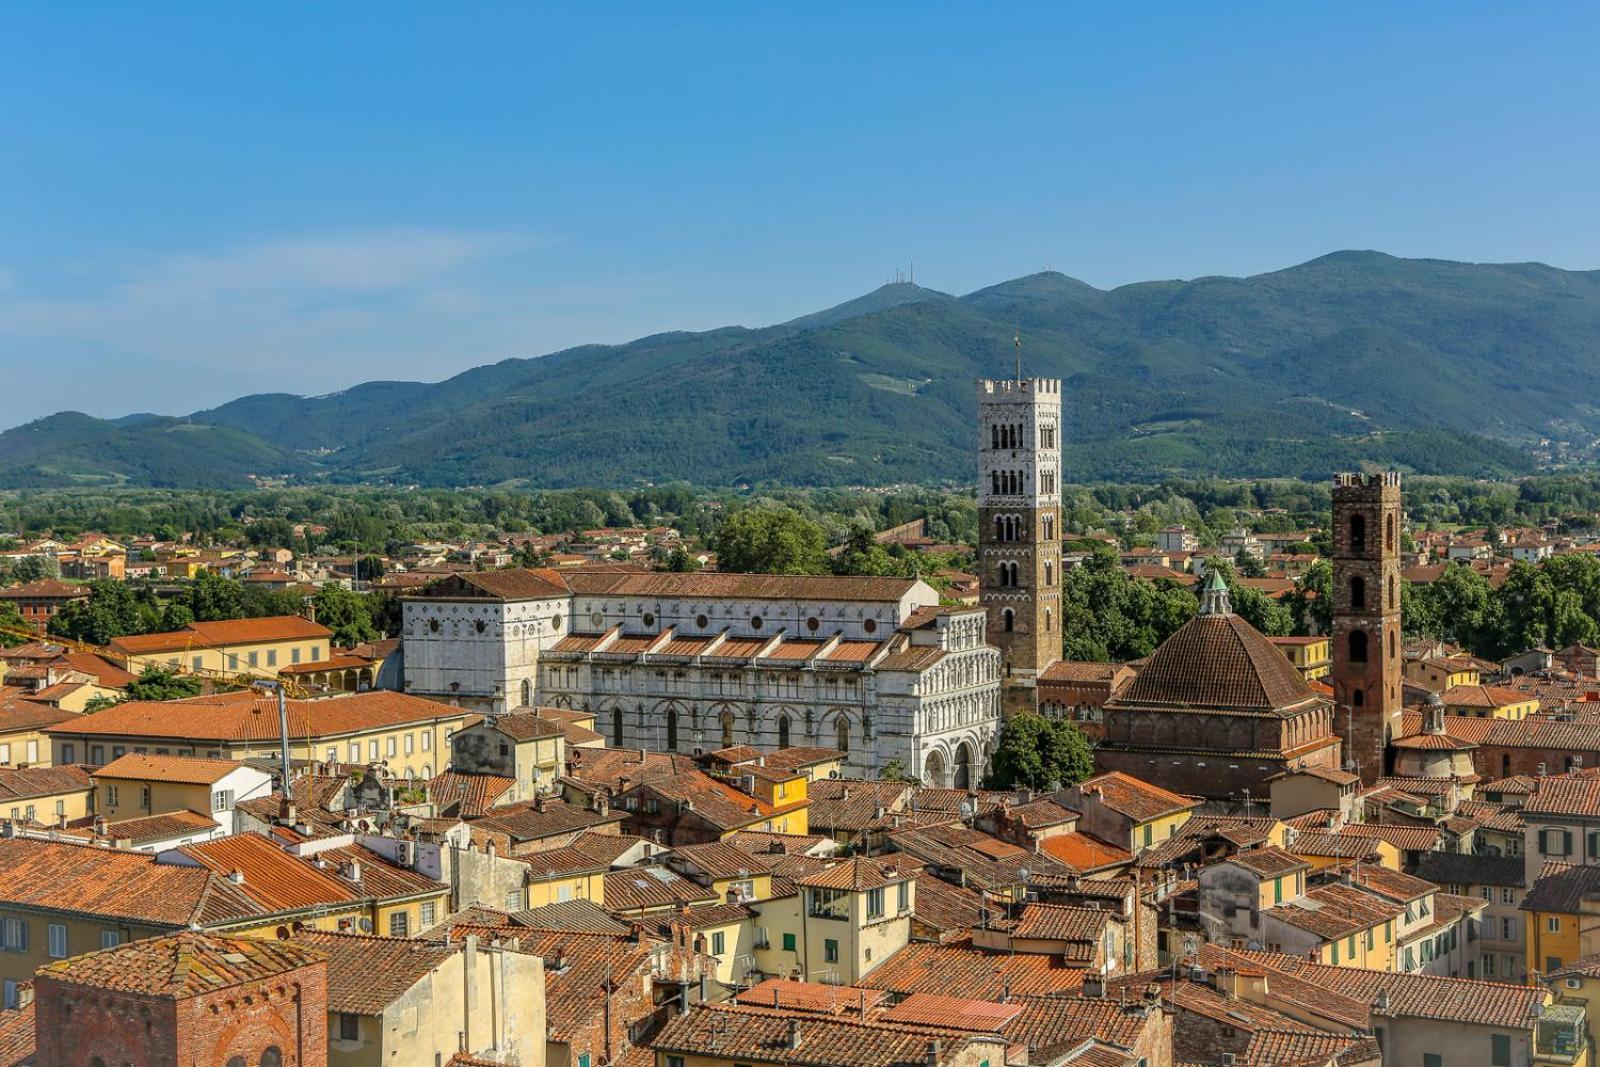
[{"left": 1199, "top": 568, "right": 1232, "bottom": 616}]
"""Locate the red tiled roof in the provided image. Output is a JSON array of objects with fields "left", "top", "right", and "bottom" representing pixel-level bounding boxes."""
[
  {"left": 0, "top": 581, "right": 87, "bottom": 601},
  {"left": 794, "top": 857, "right": 909, "bottom": 892},
  {"left": 1038, "top": 832, "right": 1132, "bottom": 872},
  {"left": 0, "top": 837, "right": 262, "bottom": 928},
  {"left": 179, "top": 833, "right": 361, "bottom": 912},
  {"left": 109, "top": 614, "right": 330, "bottom": 654},
  {"left": 39, "top": 931, "right": 320, "bottom": 997},
  {"left": 858, "top": 942, "right": 1087, "bottom": 999},
  {"left": 47, "top": 689, "right": 471, "bottom": 742},
  {"left": 92, "top": 753, "right": 245, "bottom": 785},
  {"left": 735, "top": 978, "right": 888, "bottom": 1014},
  {"left": 879, "top": 992, "right": 1023, "bottom": 1031},
  {"left": 1111, "top": 613, "right": 1321, "bottom": 715},
  {"left": 1070, "top": 771, "right": 1199, "bottom": 822},
  {"left": 293, "top": 931, "right": 457, "bottom": 1014}
]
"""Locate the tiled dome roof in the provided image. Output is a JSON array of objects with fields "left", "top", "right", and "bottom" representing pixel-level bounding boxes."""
[{"left": 1112, "top": 612, "right": 1321, "bottom": 715}]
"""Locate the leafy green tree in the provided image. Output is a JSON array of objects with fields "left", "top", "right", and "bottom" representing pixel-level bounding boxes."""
[
  {"left": 1491, "top": 561, "right": 1554, "bottom": 658},
  {"left": 49, "top": 581, "right": 159, "bottom": 646},
  {"left": 661, "top": 545, "right": 702, "bottom": 572},
  {"left": 1059, "top": 546, "right": 1194, "bottom": 662},
  {"left": 0, "top": 601, "right": 27, "bottom": 646},
  {"left": 879, "top": 758, "right": 921, "bottom": 785},
  {"left": 10, "top": 555, "right": 58, "bottom": 582},
  {"left": 313, "top": 584, "right": 379, "bottom": 647},
  {"left": 1415, "top": 563, "right": 1494, "bottom": 649},
  {"left": 1288, "top": 558, "right": 1332, "bottom": 636},
  {"left": 986, "top": 713, "right": 1094, "bottom": 790},
  {"left": 186, "top": 571, "right": 246, "bottom": 621},
  {"left": 1234, "top": 548, "right": 1267, "bottom": 579},
  {"left": 715, "top": 508, "right": 829, "bottom": 575},
  {"left": 159, "top": 601, "right": 196, "bottom": 631},
  {"left": 123, "top": 667, "right": 205, "bottom": 702},
  {"left": 832, "top": 526, "right": 916, "bottom": 578}
]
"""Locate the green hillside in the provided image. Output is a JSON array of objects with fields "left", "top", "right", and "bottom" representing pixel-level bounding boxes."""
[{"left": 5, "top": 251, "right": 1599, "bottom": 489}]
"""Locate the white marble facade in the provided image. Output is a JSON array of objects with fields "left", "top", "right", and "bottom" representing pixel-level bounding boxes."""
[{"left": 400, "top": 572, "right": 1002, "bottom": 786}]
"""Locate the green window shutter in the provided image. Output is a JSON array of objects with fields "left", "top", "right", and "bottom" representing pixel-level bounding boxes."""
[{"left": 782, "top": 932, "right": 796, "bottom": 951}]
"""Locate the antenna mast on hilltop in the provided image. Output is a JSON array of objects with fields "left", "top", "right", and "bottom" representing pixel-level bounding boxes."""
[{"left": 1014, "top": 329, "right": 1023, "bottom": 382}]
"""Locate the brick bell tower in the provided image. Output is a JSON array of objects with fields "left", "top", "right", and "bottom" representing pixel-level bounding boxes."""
[
  {"left": 978, "top": 371, "right": 1063, "bottom": 717},
  {"left": 1329, "top": 471, "right": 1405, "bottom": 782}
]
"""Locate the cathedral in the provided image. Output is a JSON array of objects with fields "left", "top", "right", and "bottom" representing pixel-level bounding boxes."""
[{"left": 973, "top": 373, "right": 1406, "bottom": 800}]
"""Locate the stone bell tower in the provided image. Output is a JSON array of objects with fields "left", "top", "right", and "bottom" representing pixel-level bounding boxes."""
[
  {"left": 977, "top": 374, "right": 1063, "bottom": 716},
  {"left": 1329, "top": 471, "right": 1405, "bottom": 782}
]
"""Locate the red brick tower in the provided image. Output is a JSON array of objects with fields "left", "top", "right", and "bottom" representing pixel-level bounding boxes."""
[
  {"left": 1329, "top": 472, "right": 1405, "bottom": 783},
  {"left": 33, "top": 932, "right": 328, "bottom": 1067}
]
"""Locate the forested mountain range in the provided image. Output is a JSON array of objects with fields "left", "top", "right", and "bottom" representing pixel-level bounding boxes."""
[{"left": 5, "top": 251, "right": 1599, "bottom": 489}]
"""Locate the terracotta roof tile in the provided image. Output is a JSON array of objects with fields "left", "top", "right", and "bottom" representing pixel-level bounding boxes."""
[
  {"left": 39, "top": 931, "right": 319, "bottom": 996},
  {"left": 108, "top": 615, "right": 330, "bottom": 655},
  {"left": 47, "top": 689, "right": 471, "bottom": 743},
  {"left": 1110, "top": 613, "right": 1321, "bottom": 715},
  {"left": 858, "top": 942, "right": 1086, "bottom": 999},
  {"left": 0, "top": 837, "right": 262, "bottom": 927},
  {"left": 92, "top": 753, "right": 245, "bottom": 785},
  {"left": 292, "top": 931, "right": 458, "bottom": 1014},
  {"left": 1010, "top": 903, "right": 1110, "bottom": 942},
  {"left": 1039, "top": 832, "right": 1133, "bottom": 872},
  {"left": 1070, "top": 771, "right": 1199, "bottom": 822}
]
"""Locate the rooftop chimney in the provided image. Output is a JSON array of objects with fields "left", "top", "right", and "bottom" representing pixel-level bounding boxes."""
[
  {"left": 787, "top": 1020, "right": 802, "bottom": 1050},
  {"left": 227, "top": 868, "right": 246, "bottom": 885}
]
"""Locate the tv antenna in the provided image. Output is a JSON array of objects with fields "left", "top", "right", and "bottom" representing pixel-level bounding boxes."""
[{"left": 1014, "top": 330, "right": 1023, "bottom": 383}]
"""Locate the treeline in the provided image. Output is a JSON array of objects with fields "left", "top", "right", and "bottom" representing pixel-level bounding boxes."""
[
  {"left": 47, "top": 573, "right": 395, "bottom": 649},
  {"left": 0, "top": 484, "right": 976, "bottom": 556}
]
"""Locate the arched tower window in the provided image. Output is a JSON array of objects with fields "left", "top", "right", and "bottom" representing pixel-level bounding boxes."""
[
  {"left": 262, "top": 1049, "right": 283, "bottom": 1067},
  {"left": 1352, "top": 688, "right": 1365, "bottom": 707},
  {"left": 1350, "top": 576, "right": 1365, "bottom": 611},
  {"left": 1388, "top": 575, "right": 1397, "bottom": 610},
  {"left": 991, "top": 471, "right": 1000, "bottom": 495},
  {"left": 1045, "top": 608, "right": 1053, "bottom": 632},
  {"left": 994, "top": 516, "right": 1006, "bottom": 542},
  {"left": 613, "top": 708, "right": 624, "bottom": 747},
  {"left": 778, "top": 714, "right": 790, "bottom": 748},
  {"left": 1045, "top": 561, "right": 1054, "bottom": 586},
  {"left": 1390, "top": 629, "right": 1397, "bottom": 658},
  {"left": 991, "top": 424, "right": 1000, "bottom": 450},
  {"left": 665, "top": 708, "right": 678, "bottom": 751},
  {"left": 835, "top": 716, "right": 850, "bottom": 753},
  {"left": 1002, "top": 608, "right": 1015, "bottom": 633},
  {"left": 1350, "top": 513, "right": 1366, "bottom": 553},
  {"left": 720, "top": 709, "right": 735, "bottom": 748},
  {"left": 1349, "top": 630, "right": 1369, "bottom": 663},
  {"left": 1386, "top": 514, "right": 1396, "bottom": 552},
  {"left": 520, "top": 678, "right": 532, "bottom": 707}
]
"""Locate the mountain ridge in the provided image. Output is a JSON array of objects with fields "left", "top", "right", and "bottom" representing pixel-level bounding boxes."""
[{"left": 5, "top": 251, "right": 1600, "bottom": 489}]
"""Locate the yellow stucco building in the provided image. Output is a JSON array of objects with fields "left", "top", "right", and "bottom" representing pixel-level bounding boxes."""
[{"left": 109, "top": 615, "right": 333, "bottom": 679}]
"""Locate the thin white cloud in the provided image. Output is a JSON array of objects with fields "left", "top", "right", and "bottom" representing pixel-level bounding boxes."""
[{"left": 0, "top": 227, "right": 698, "bottom": 427}]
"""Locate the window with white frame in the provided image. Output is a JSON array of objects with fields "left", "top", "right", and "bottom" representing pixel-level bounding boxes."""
[{"left": 47, "top": 923, "right": 66, "bottom": 959}]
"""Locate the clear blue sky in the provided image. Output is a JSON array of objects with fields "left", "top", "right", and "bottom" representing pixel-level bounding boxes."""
[{"left": 2, "top": 3, "right": 1597, "bottom": 429}]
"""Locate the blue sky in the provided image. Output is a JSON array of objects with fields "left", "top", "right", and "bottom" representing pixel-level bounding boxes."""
[{"left": 1, "top": 3, "right": 1597, "bottom": 429}]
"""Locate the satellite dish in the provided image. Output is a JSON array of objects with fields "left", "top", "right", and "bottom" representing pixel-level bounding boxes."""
[{"left": 358, "top": 917, "right": 374, "bottom": 933}]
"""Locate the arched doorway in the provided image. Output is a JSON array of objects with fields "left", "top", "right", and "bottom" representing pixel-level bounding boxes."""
[
  {"left": 954, "top": 741, "right": 974, "bottom": 789},
  {"left": 923, "top": 750, "right": 946, "bottom": 788}
]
